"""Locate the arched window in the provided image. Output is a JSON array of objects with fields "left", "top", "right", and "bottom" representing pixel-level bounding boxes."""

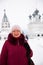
[
  {"left": 0, "top": 36, "right": 1, "bottom": 40},
  {"left": 37, "top": 34, "right": 40, "bottom": 37},
  {"left": 41, "top": 34, "right": 43, "bottom": 36},
  {"left": 4, "top": 37, "right": 6, "bottom": 40}
]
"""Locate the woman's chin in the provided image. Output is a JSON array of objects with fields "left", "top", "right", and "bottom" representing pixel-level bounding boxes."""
[{"left": 13, "top": 35, "right": 20, "bottom": 38}]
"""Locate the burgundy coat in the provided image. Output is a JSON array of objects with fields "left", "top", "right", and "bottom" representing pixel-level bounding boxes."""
[{"left": 1, "top": 33, "right": 33, "bottom": 65}]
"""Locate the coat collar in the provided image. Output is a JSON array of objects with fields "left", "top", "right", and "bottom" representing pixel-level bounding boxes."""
[{"left": 8, "top": 33, "right": 25, "bottom": 45}]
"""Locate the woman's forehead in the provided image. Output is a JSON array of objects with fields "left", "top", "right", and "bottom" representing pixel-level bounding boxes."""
[{"left": 12, "top": 29, "right": 21, "bottom": 32}]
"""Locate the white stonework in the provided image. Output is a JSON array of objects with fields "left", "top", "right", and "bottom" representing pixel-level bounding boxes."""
[
  {"left": 0, "top": 9, "right": 10, "bottom": 41},
  {"left": 28, "top": 9, "right": 43, "bottom": 39}
]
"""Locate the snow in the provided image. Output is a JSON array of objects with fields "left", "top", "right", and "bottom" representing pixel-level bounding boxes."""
[{"left": 28, "top": 38, "right": 43, "bottom": 65}]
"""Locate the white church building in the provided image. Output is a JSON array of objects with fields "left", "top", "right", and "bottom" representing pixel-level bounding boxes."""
[
  {"left": 0, "top": 9, "right": 10, "bottom": 40},
  {"left": 0, "top": 9, "right": 10, "bottom": 53},
  {"left": 28, "top": 9, "right": 43, "bottom": 39}
]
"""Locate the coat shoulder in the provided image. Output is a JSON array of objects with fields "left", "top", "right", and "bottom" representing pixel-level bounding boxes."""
[{"left": 3, "top": 40, "right": 9, "bottom": 49}]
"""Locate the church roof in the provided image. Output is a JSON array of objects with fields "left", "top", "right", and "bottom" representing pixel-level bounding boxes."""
[{"left": 2, "top": 9, "right": 8, "bottom": 22}]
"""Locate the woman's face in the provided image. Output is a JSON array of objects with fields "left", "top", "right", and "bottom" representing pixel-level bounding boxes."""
[{"left": 12, "top": 29, "right": 21, "bottom": 38}]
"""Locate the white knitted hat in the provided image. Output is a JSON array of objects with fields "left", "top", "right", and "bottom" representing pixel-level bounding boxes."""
[{"left": 11, "top": 25, "right": 22, "bottom": 33}]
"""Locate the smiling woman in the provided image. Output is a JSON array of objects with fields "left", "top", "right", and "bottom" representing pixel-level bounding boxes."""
[
  {"left": 0, "top": 25, "right": 33, "bottom": 65},
  {"left": 11, "top": 25, "right": 22, "bottom": 38}
]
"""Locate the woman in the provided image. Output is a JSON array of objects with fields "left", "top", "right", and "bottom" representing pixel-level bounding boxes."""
[{"left": 1, "top": 25, "right": 33, "bottom": 65}]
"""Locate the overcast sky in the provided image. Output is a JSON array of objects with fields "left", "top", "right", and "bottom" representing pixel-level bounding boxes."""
[{"left": 0, "top": 0, "right": 43, "bottom": 30}]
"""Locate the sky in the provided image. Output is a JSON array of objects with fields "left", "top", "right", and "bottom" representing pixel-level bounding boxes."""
[{"left": 0, "top": 0, "right": 43, "bottom": 30}]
